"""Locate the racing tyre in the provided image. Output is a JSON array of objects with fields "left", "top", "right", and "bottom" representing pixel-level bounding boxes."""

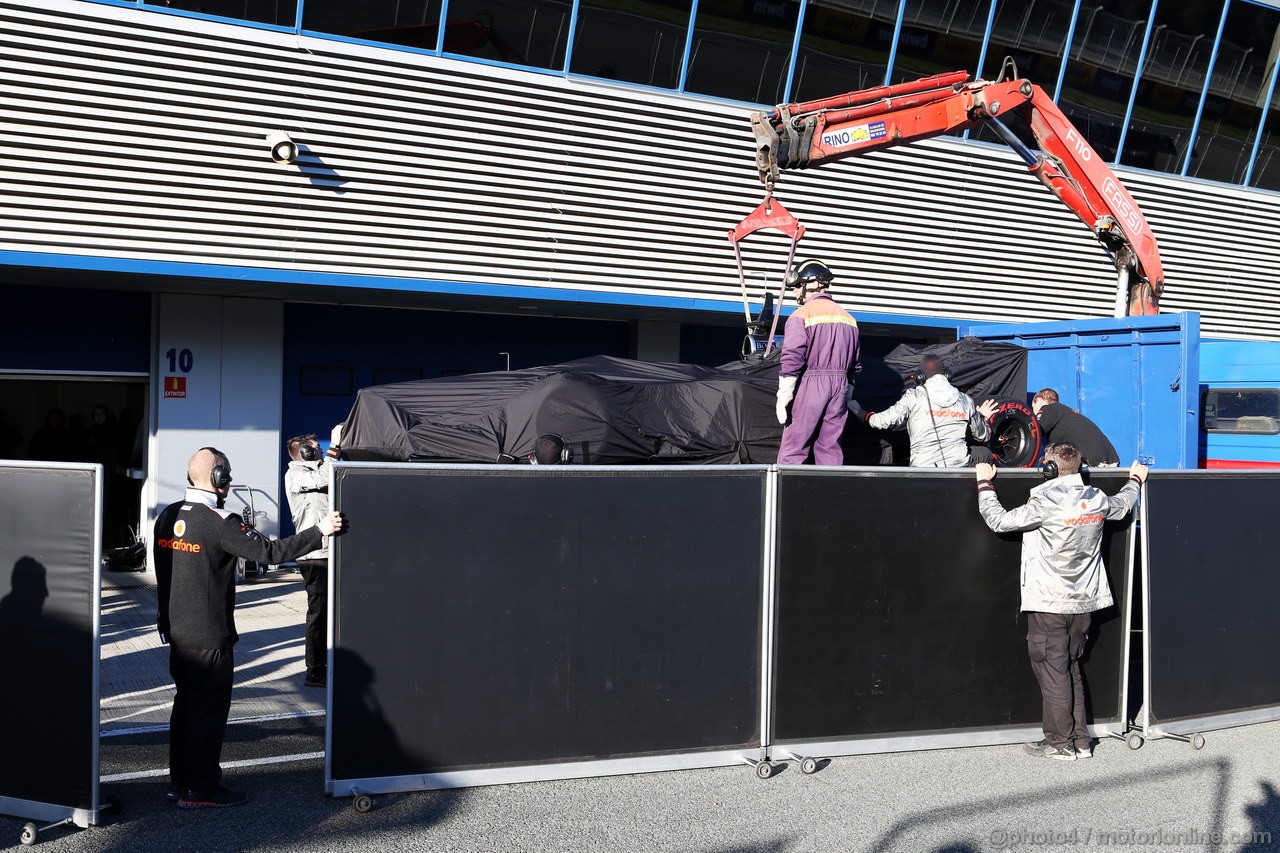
[{"left": 986, "top": 399, "right": 1042, "bottom": 468}]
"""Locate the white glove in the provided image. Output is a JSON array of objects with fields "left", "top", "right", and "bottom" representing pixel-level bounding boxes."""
[
  {"left": 776, "top": 375, "right": 799, "bottom": 425},
  {"left": 330, "top": 423, "right": 345, "bottom": 449},
  {"left": 846, "top": 386, "right": 864, "bottom": 416}
]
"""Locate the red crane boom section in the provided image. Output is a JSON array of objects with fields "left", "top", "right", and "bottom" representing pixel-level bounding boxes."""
[{"left": 750, "top": 72, "right": 1164, "bottom": 316}]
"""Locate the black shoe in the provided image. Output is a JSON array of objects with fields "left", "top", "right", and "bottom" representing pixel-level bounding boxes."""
[
  {"left": 166, "top": 788, "right": 180, "bottom": 803},
  {"left": 178, "top": 786, "right": 248, "bottom": 809}
]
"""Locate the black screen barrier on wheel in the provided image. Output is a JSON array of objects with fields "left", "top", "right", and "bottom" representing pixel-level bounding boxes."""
[
  {"left": 0, "top": 463, "right": 101, "bottom": 827},
  {"left": 771, "top": 468, "right": 1133, "bottom": 754},
  {"left": 1141, "top": 472, "right": 1280, "bottom": 734},
  {"left": 328, "top": 464, "right": 767, "bottom": 794}
]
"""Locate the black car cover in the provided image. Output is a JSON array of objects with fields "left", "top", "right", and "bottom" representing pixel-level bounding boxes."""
[{"left": 337, "top": 338, "right": 1026, "bottom": 465}]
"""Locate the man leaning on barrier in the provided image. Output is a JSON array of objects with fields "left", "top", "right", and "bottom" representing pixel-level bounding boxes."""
[
  {"left": 974, "top": 442, "right": 1147, "bottom": 761},
  {"left": 155, "top": 447, "right": 345, "bottom": 809},
  {"left": 284, "top": 430, "right": 343, "bottom": 689}
]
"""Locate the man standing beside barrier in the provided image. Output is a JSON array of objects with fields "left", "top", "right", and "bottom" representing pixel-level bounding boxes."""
[
  {"left": 155, "top": 447, "right": 345, "bottom": 808},
  {"left": 284, "top": 432, "right": 341, "bottom": 689},
  {"left": 974, "top": 443, "right": 1146, "bottom": 760}
]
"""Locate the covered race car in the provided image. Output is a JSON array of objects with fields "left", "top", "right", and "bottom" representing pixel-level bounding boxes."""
[{"left": 336, "top": 337, "right": 1031, "bottom": 465}]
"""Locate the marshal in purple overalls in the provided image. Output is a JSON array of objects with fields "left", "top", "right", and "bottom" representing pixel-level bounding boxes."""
[{"left": 778, "top": 293, "right": 861, "bottom": 465}]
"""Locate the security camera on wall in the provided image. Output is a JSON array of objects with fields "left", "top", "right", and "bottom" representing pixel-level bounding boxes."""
[{"left": 265, "top": 130, "right": 298, "bottom": 164}]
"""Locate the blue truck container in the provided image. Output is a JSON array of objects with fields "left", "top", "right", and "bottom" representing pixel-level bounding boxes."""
[
  {"left": 965, "top": 313, "right": 1200, "bottom": 469},
  {"left": 1199, "top": 340, "right": 1280, "bottom": 469},
  {"left": 960, "top": 313, "right": 1280, "bottom": 469}
]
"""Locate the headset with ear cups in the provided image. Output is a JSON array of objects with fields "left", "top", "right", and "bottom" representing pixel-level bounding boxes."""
[
  {"left": 911, "top": 356, "right": 951, "bottom": 387},
  {"left": 288, "top": 434, "right": 321, "bottom": 462},
  {"left": 197, "top": 446, "right": 233, "bottom": 491},
  {"left": 1040, "top": 443, "right": 1059, "bottom": 480},
  {"left": 529, "top": 433, "right": 573, "bottom": 465}
]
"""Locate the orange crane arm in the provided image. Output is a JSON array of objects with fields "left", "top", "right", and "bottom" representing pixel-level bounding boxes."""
[{"left": 750, "top": 67, "right": 1164, "bottom": 316}]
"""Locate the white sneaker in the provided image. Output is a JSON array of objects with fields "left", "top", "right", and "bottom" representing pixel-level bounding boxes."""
[{"left": 1023, "top": 739, "right": 1076, "bottom": 761}]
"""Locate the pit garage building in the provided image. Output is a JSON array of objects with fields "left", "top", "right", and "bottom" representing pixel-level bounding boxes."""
[{"left": 3, "top": 0, "right": 1280, "bottom": 542}]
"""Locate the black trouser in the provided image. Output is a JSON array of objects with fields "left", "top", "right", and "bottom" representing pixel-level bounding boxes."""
[
  {"left": 1026, "top": 611, "right": 1091, "bottom": 749},
  {"left": 169, "top": 645, "right": 234, "bottom": 793},
  {"left": 296, "top": 559, "right": 328, "bottom": 682}
]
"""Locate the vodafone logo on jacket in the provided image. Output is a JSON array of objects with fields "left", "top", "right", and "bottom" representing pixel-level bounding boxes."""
[{"left": 159, "top": 518, "right": 201, "bottom": 552}]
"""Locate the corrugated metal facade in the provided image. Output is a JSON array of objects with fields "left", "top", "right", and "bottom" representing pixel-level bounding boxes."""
[{"left": 2, "top": 0, "right": 1279, "bottom": 338}]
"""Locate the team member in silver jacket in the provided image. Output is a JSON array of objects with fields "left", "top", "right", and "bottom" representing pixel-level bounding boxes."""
[
  {"left": 975, "top": 442, "right": 1147, "bottom": 761},
  {"left": 284, "top": 430, "right": 342, "bottom": 688},
  {"left": 850, "top": 355, "right": 997, "bottom": 467}
]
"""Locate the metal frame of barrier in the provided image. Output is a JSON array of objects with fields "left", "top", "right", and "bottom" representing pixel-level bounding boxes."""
[
  {"left": 319, "top": 463, "right": 1253, "bottom": 800},
  {"left": 764, "top": 467, "right": 1138, "bottom": 765},
  {"left": 1133, "top": 472, "right": 1280, "bottom": 750},
  {"left": 0, "top": 461, "right": 107, "bottom": 843},
  {"left": 325, "top": 463, "right": 773, "bottom": 801}
]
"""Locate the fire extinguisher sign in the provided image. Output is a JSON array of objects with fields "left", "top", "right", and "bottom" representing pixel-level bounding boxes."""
[{"left": 163, "top": 347, "right": 193, "bottom": 398}]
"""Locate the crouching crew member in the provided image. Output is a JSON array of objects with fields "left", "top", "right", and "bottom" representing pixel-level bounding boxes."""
[
  {"left": 1032, "top": 388, "right": 1120, "bottom": 467},
  {"left": 975, "top": 443, "right": 1146, "bottom": 761},
  {"left": 775, "top": 259, "right": 861, "bottom": 465},
  {"left": 156, "top": 447, "right": 345, "bottom": 809}
]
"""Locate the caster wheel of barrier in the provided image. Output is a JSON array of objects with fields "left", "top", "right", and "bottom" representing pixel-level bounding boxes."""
[
  {"left": 1191, "top": 733, "right": 1206, "bottom": 751},
  {"left": 1127, "top": 733, "right": 1144, "bottom": 750},
  {"left": 353, "top": 794, "right": 375, "bottom": 814},
  {"left": 755, "top": 761, "right": 775, "bottom": 780},
  {"left": 800, "top": 757, "right": 819, "bottom": 775},
  {"left": 20, "top": 822, "right": 37, "bottom": 846}
]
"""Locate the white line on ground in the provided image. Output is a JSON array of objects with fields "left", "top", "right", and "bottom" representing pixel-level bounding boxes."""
[
  {"left": 101, "top": 708, "right": 325, "bottom": 737},
  {"left": 100, "top": 751, "right": 324, "bottom": 783}
]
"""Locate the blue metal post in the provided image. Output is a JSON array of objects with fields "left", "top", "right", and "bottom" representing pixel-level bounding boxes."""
[
  {"left": 1053, "top": 0, "right": 1084, "bottom": 101},
  {"left": 883, "top": 0, "right": 907, "bottom": 86},
  {"left": 782, "top": 0, "right": 810, "bottom": 103},
  {"left": 1181, "top": 1, "right": 1232, "bottom": 176},
  {"left": 1115, "top": 0, "right": 1160, "bottom": 165}
]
